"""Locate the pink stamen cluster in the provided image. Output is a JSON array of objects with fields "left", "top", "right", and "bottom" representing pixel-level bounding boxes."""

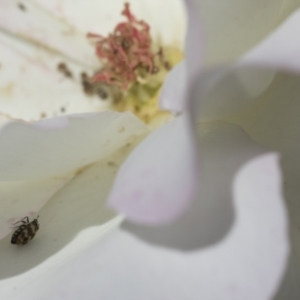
[{"left": 88, "top": 2, "right": 157, "bottom": 90}]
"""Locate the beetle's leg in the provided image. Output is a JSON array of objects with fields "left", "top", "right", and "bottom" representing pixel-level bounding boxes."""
[
  {"left": 12, "top": 220, "right": 25, "bottom": 226},
  {"left": 12, "top": 216, "right": 29, "bottom": 226}
]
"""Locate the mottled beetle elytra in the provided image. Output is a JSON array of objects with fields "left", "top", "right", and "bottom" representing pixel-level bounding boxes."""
[{"left": 11, "top": 216, "right": 40, "bottom": 245}]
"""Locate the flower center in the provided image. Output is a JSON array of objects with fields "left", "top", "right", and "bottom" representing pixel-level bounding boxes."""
[{"left": 83, "top": 2, "right": 183, "bottom": 125}]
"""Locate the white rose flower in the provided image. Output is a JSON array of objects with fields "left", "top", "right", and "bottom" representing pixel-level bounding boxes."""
[{"left": 0, "top": 0, "right": 299, "bottom": 299}]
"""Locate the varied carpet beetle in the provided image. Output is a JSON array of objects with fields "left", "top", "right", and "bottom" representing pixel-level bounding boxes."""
[{"left": 11, "top": 216, "right": 39, "bottom": 245}]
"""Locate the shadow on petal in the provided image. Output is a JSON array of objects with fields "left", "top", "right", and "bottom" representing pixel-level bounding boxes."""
[
  {"left": 192, "top": 65, "right": 276, "bottom": 122},
  {"left": 122, "top": 122, "right": 267, "bottom": 251}
]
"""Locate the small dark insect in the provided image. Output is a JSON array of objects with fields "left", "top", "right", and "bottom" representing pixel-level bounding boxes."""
[{"left": 11, "top": 216, "right": 39, "bottom": 245}]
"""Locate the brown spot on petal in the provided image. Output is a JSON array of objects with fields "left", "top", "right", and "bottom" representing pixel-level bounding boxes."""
[
  {"left": 96, "top": 88, "right": 108, "bottom": 99},
  {"left": 57, "top": 62, "right": 73, "bottom": 78},
  {"left": 18, "top": 3, "right": 26, "bottom": 11},
  {"left": 118, "top": 126, "right": 125, "bottom": 133},
  {"left": 0, "top": 82, "right": 15, "bottom": 97},
  {"left": 81, "top": 72, "right": 94, "bottom": 95}
]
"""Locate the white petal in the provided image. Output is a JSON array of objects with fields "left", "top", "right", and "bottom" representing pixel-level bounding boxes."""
[
  {"left": 33, "top": 0, "right": 186, "bottom": 48},
  {"left": 242, "top": 7, "right": 300, "bottom": 72},
  {"left": 159, "top": 61, "right": 188, "bottom": 112},
  {"left": 108, "top": 114, "right": 199, "bottom": 224},
  {"left": 187, "top": 0, "right": 300, "bottom": 66},
  {"left": 224, "top": 70, "right": 300, "bottom": 299},
  {"left": 185, "top": 0, "right": 204, "bottom": 78},
  {"left": 275, "top": 254, "right": 300, "bottom": 299},
  {"left": 7, "top": 123, "right": 288, "bottom": 300},
  {"left": 190, "top": 7, "right": 300, "bottom": 121},
  {"left": 159, "top": 0, "right": 205, "bottom": 112},
  {"left": 0, "top": 31, "right": 109, "bottom": 121},
  {"left": 0, "top": 0, "right": 98, "bottom": 68},
  {"left": 0, "top": 111, "right": 148, "bottom": 180}
]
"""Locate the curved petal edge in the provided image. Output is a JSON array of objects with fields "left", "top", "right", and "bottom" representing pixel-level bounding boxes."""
[{"left": 108, "top": 114, "right": 199, "bottom": 225}]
